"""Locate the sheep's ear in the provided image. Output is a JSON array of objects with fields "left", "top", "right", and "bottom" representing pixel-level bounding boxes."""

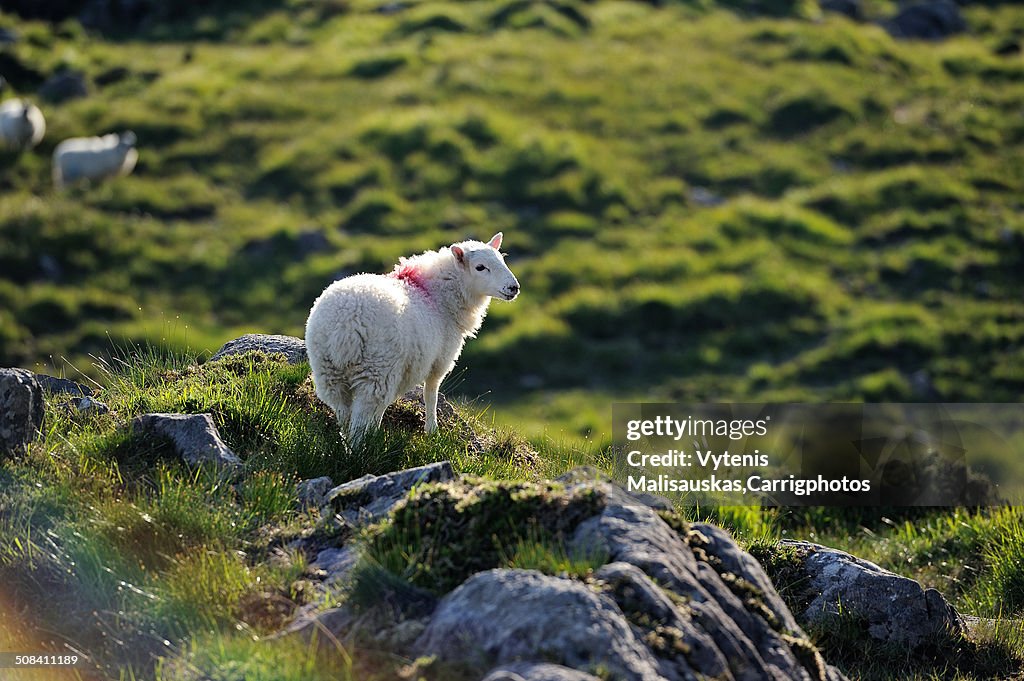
[
  {"left": 451, "top": 245, "right": 465, "bottom": 264},
  {"left": 487, "top": 232, "right": 503, "bottom": 250}
]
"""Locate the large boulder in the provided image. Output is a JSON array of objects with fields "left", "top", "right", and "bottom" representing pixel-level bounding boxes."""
[
  {"left": 0, "top": 368, "right": 44, "bottom": 458},
  {"left": 417, "top": 569, "right": 667, "bottom": 681},
  {"left": 131, "top": 413, "right": 241, "bottom": 469},
  {"left": 568, "top": 495, "right": 843, "bottom": 681},
  {"left": 210, "top": 334, "right": 308, "bottom": 365},
  {"left": 777, "top": 540, "right": 966, "bottom": 649}
]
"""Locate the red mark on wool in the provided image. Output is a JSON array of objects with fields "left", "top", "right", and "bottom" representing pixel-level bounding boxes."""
[{"left": 392, "top": 264, "right": 432, "bottom": 299}]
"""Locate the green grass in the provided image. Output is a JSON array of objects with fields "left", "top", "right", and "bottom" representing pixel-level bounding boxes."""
[
  {"left": 1, "top": 0, "right": 1022, "bottom": 443},
  {"left": 3, "top": 1, "right": 1024, "bottom": 678},
  {"left": 0, "top": 350, "right": 608, "bottom": 679}
]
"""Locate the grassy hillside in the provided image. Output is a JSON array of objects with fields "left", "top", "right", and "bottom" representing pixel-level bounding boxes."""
[
  {"left": 1, "top": 0, "right": 1022, "bottom": 441},
  {"left": 0, "top": 352, "right": 1020, "bottom": 680},
  {"left": 4, "top": 4, "right": 1024, "bottom": 678}
]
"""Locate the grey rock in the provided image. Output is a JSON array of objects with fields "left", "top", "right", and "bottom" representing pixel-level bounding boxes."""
[
  {"left": 558, "top": 466, "right": 673, "bottom": 511},
  {"left": 240, "top": 228, "right": 331, "bottom": 260},
  {"left": 820, "top": 0, "right": 862, "bottom": 20},
  {"left": 35, "top": 374, "right": 93, "bottom": 397},
  {"left": 210, "top": 334, "right": 307, "bottom": 365},
  {"left": 38, "top": 254, "right": 62, "bottom": 280},
  {"left": 693, "top": 523, "right": 803, "bottom": 635},
  {"left": 886, "top": 1, "right": 964, "bottom": 41},
  {"left": 39, "top": 70, "right": 89, "bottom": 103},
  {"left": 131, "top": 413, "right": 241, "bottom": 469},
  {"left": 373, "top": 616, "right": 428, "bottom": 650},
  {"left": 780, "top": 540, "right": 966, "bottom": 649},
  {"left": 295, "top": 229, "right": 331, "bottom": 256},
  {"left": 571, "top": 495, "right": 845, "bottom": 681},
  {"left": 0, "top": 368, "right": 44, "bottom": 457},
  {"left": 296, "top": 476, "right": 334, "bottom": 509},
  {"left": 278, "top": 604, "right": 358, "bottom": 641},
  {"left": 689, "top": 186, "right": 724, "bottom": 207},
  {"left": 308, "top": 546, "right": 357, "bottom": 586},
  {"left": 416, "top": 569, "right": 667, "bottom": 681},
  {"left": 323, "top": 461, "right": 455, "bottom": 526},
  {"left": 483, "top": 662, "right": 602, "bottom": 681},
  {"left": 594, "top": 561, "right": 730, "bottom": 680},
  {"left": 61, "top": 396, "right": 110, "bottom": 415}
]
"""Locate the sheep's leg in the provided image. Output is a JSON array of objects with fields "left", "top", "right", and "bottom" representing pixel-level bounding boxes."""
[
  {"left": 332, "top": 400, "right": 351, "bottom": 433},
  {"left": 349, "top": 390, "right": 387, "bottom": 446},
  {"left": 313, "top": 369, "right": 352, "bottom": 433},
  {"left": 423, "top": 374, "right": 443, "bottom": 434}
]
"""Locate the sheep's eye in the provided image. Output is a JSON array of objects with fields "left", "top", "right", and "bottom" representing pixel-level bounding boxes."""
[{"left": 475, "top": 264, "right": 488, "bottom": 272}]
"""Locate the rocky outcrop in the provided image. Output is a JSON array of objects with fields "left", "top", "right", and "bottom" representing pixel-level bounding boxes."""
[
  {"left": 271, "top": 462, "right": 981, "bottom": 679},
  {"left": 777, "top": 540, "right": 966, "bottom": 649},
  {"left": 0, "top": 368, "right": 44, "bottom": 458},
  {"left": 283, "top": 468, "right": 846, "bottom": 681},
  {"left": 210, "top": 334, "right": 308, "bottom": 365},
  {"left": 565, "top": 487, "right": 842, "bottom": 680},
  {"left": 131, "top": 413, "right": 241, "bottom": 469}
]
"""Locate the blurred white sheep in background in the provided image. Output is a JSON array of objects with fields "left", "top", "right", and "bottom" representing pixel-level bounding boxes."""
[
  {"left": 0, "top": 98, "right": 45, "bottom": 151},
  {"left": 52, "top": 130, "right": 137, "bottom": 189}
]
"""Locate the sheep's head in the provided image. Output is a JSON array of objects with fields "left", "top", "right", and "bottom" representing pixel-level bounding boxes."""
[{"left": 451, "top": 232, "right": 520, "bottom": 302}]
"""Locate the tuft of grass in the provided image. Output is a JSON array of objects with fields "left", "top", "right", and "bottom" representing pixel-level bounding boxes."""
[{"left": 502, "top": 528, "right": 610, "bottom": 577}]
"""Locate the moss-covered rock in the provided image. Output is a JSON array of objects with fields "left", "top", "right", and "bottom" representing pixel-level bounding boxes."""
[{"left": 359, "top": 477, "right": 605, "bottom": 595}]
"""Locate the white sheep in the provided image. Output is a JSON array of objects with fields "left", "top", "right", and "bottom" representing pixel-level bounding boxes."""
[
  {"left": 52, "top": 130, "right": 137, "bottom": 189},
  {"left": 0, "top": 99, "right": 45, "bottom": 151},
  {"left": 305, "top": 233, "right": 520, "bottom": 443}
]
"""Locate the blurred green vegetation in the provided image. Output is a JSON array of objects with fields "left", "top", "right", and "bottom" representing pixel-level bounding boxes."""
[{"left": 1, "top": 0, "right": 1023, "bottom": 444}]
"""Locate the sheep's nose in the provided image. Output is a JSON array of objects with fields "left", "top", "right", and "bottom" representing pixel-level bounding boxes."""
[{"left": 508, "top": 284, "right": 519, "bottom": 295}]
